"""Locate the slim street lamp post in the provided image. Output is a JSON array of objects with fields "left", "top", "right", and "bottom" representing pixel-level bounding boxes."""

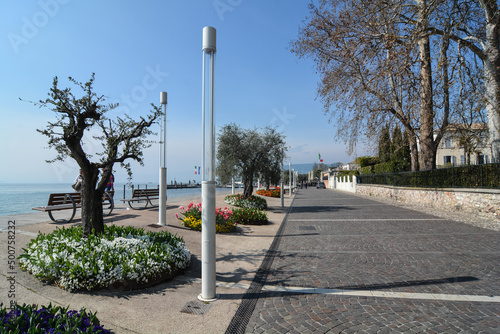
[
  {"left": 158, "top": 92, "right": 168, "bottom": 226},
  {"left": 280, "top": 149, "right": 284, "bottom": 208},
  {"left": 289, "top": 162, "right": 292, "bottom": 198},
  {"left": 199, "top": 26, "right": 218, "bottom": 302}
]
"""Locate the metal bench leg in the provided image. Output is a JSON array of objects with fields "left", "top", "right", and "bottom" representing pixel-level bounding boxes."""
[
  {"left": 127, "top": 199, "right": 148, "bottom": 210},
  {"left": 48, "top": 196, "right": 76, "bottom": 223},
  {"left": 103, "top": 192, "right": 114, "bottom": 216}
]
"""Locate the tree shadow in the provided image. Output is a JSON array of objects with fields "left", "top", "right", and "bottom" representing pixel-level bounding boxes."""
[
  {"left": 218, "top": 275, "right": 480, "bottom": 301},
  {"left": 336, "top": 276, "right": 479, "bottom": 291},
  {"left": 289, "top": 205, "right": 356, "bottom": 213}
]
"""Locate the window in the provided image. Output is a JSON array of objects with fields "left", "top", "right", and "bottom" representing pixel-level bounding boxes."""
[
  {"left": 445, "top": 138, "right": 452, "bottom": 148},
  {"left": 460, "top": 155, "right": 464, "bottom": 165},
  {"left": 443, "top": 156, "right": 456, "bottom": 165},
  {"left": 478, "top": 155, "right": 489, "bottom": 165}
]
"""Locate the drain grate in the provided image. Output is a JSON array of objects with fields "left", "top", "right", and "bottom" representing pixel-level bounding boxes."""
[
  {"left": 298, "top": 226, "right": 316, "bottom": 231},
  {"left": 147, "top": 224, "right": 163, "bottom": 228},
  {"left": 180, "top": 300, "right": 212, "bottom": 315}
]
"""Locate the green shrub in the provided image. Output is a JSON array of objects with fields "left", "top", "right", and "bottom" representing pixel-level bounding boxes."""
[
  {"left": 373, "top": 162, "right": 395, "bottom": 174},
  {"left": 360, "top": 166, "right": 373, "bottom": 175},
  {"left": 224, "top": 194, "right": 267, "bottom": 210},
  {"left": 231, "top": 207, "right": 268, "bottom": 225}
]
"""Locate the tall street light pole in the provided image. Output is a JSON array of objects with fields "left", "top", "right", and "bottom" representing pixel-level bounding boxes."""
[
  {"left": 199, "top": 26, "right": 218, "bottom": 302},
  {"left": 158, "top": 92, "right": 168, "bottom": 226},
  {"left": 280, "top": 148, "right": 284, "bottom": 208}
]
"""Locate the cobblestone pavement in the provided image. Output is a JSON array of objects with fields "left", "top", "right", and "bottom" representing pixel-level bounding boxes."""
[{"left": 240, "top": 189, "right": 500, "bottom": 333}]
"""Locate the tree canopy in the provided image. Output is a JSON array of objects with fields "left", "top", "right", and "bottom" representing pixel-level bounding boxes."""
[{"left": 217, "top": 123, "right": 287, "bottom": 197}]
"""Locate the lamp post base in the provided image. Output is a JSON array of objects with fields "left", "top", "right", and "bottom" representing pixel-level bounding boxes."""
[
  {"left": 158, "top": 167, "right": 167, "bottom": 226},
  {"left": 197, "top": 293, "right": 220, "bottom": 303}
]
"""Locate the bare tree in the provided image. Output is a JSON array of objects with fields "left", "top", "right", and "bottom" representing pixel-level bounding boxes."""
[
  {"left": 427, "top": 0, "right": 500, "bottom": 162},
  {"left": 290, "top": 0, "right": 446, "bottom": 171},
  {"left": 291, "top": 0, "right": 489, "bottom": 171},
  {"left": 32, "top": 74, "right": 161, "bottom": 237}
]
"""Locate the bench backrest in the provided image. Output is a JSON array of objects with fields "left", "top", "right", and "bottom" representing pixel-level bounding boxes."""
[
  {"left": 48, "top": 193, "right": 82, "bottom": 206},
  {"left": 48, "top": 191, "right": 113, "bottom": 206},
  {"left": 132, "top": 188, "right": 159, "bottom": 197}
]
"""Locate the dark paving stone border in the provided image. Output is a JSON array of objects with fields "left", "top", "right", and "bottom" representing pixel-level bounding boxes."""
[{"left": 225, "top": 195, "right": 296, "bottom": 334}]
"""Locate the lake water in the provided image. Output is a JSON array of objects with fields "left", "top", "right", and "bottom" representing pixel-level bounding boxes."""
[{"left": 0, "top": 183, "right": 235, "bottom": 216}]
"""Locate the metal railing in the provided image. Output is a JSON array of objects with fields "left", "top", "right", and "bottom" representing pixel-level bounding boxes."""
[{"left": 357, "top": 163, "right": 500, "bottom": 189}]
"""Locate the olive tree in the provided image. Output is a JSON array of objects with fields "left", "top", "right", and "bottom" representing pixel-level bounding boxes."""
[
  {"left": 32, "top": 74, "right": 162, "bottom": 237},
  {"left": 217, "top": 124, "right": 287, "bottom": 197}
]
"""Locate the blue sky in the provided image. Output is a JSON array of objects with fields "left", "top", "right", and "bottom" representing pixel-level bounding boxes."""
[{"left": 0, "top": 0, "right": 367, "bottom": 184}]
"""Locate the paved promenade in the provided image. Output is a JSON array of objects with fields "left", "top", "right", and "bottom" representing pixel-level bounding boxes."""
[
  {"left": 231, "top": 188, "right": 500, "bottom": 333},
  {"left": 0, "top": 192, "right": 290, "bottom": 334},
  {"left": 1, "top": 188, "right": 499, "bottom": 333}
]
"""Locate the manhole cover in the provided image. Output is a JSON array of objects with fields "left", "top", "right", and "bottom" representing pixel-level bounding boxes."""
[
  {"left": 180, "top": 300, "right": 212, "bottom": 315},
  {"left": 298, "top": 226, "right": 316, "bottom": 231},
  {"left": 147, "top": 224, "right": 163, "bottom": 228}
]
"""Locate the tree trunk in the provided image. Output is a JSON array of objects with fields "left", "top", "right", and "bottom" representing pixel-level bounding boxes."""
[
  {"left": 243, "top": 179, "right": 253, "bottom": 197},
  {"left": 408, "top": 133, "right": 419, "bottom": 171},
  {"left": 81, "top": 168, "right": 105, "bottom": 237},
  {"left": 417, "top": 0, "right": 435, "bottom": 170},
  {"left": 484, "top": 18, "right": 500, "bottom": 162}
]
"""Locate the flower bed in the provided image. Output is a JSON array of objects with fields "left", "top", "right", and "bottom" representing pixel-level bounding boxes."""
[
  {"left": 224, "top": 194, "right": 267, "bottom": 210},
  {"left": 256, "top": 188, "right": 281, "bottom": 198},
  {"left": 18, "top": 225, "right": 191, "bottom": 292},
  {"left": 176, "top": 202, "right": 236, "bottom": 233},
  {"left": 231, "top": 207, "right": 268, "bottom": 225},
  {"left": 0, "top": 303, "right": 110, "bottom": 333}
]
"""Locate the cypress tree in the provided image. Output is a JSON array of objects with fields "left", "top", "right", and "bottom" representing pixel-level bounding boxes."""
[{"left": 378, "top": 126, "right": 392, "bottom": 163}]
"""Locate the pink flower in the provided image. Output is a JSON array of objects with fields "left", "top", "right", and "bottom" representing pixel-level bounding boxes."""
[
  {"left": 175, "top": 213, "right": 179, "bottom": 219},
  {"left": 179, "top": 206, "right": 185, "bottom": 210},
  {"left": 188, "top": 203, "right": 193, "bottom": 209}
]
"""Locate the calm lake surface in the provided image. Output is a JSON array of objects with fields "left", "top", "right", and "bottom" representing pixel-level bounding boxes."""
[{"left": 0, "top": 183, "right": 234, "bottom": 216}]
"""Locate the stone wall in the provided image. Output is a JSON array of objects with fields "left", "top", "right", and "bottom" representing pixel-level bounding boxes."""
[{"left": 356, "top": 184, "right": 500, "bottom": 221}]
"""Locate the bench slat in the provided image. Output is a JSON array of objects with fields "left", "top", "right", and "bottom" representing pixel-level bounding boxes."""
[
  {"left": 32, "top": 204, "right": 76, "bottom": 212},
  {"left": 32, "top": 191, "right": 113, "bottom": 222},
  {"left": 120, "top": 188, "right": 159, "bottom": 209}
]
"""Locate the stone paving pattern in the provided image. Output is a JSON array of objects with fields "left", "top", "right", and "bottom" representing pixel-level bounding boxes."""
[{"left": 243, "top": 189, "right": 500, "bottom": 333}]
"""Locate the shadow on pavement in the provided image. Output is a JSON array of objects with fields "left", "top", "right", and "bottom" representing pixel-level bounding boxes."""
[
  {"left": 290, "top": 205, "right": 356, "bottom": 213},
  {"left": 338, "top": 276, "right": 480, "bottom": 291}
]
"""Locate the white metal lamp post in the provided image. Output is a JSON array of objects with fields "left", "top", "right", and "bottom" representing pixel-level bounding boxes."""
[
  {"left": 289, "top": 162, "right": 292, "bottom": 197},
  {"left": 158, "top": 92, "right": 168, "bottom": 226},
  {"left": 280, "top": 149, "right": 284, "bottom": 207},
  {"left": 199, "top": 26, "right": 218, "bottom": 302}
]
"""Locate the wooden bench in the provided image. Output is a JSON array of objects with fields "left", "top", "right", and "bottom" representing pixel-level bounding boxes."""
[
  {"left": 120, "top": 188, "right": 159, "bottom": 209},
  {"left": 32, "top": 191, "right": 114, "bottom": 223}
]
